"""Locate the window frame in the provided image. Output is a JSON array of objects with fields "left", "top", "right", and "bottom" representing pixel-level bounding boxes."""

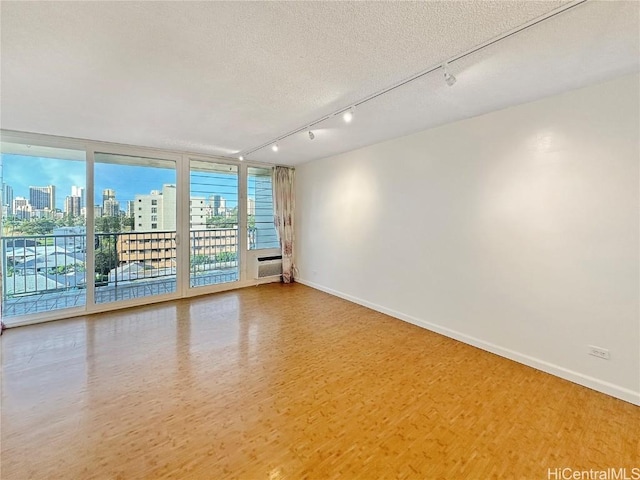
[{"left": 0, "top": 129, "right": 285, "bottom": 327}]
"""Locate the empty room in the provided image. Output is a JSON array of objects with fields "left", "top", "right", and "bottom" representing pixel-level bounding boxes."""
[{"left": 1, "top": 1, "right": 639, "bottom": 479}]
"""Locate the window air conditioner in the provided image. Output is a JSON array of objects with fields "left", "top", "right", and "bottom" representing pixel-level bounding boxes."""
[{"left": 254, "top": 255, "right": 283, "bottom": 279}]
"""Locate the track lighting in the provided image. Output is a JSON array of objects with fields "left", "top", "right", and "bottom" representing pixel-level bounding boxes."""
[
  {"left": 442, "top": 63, "right": 456, "bottom": 86},
  {"left": 343, "top": 107, "right": 354, "bottom": 123},
  {"left": 239, "top": 1, "right": 584, "bottom": 159}
]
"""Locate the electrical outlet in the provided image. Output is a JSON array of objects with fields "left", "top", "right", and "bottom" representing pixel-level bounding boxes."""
[{"left": 588, "top": 345, "right": 610, "bottom": 360}]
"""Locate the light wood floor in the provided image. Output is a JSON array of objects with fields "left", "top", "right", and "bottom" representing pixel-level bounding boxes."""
[{"left": 1, "top": 283, "right": 638, "bottom": 479}]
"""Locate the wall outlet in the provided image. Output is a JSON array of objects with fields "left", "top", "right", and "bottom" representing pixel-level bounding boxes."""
[{"left": 588, "top": 345, "right": 610, "bottom": 360}]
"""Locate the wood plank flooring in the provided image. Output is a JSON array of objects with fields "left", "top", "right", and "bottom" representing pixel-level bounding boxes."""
[{"left": 1, "top": 283, "right": 638, "bottom": 479}]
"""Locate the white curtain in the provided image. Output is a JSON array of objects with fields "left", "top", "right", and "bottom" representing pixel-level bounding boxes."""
[{"left": 273, "top": 166, "right": 297, "bottom": 283}]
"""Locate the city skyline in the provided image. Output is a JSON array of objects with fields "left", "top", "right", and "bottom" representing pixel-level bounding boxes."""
[{"left": 0, "top": 154, "right": 265, "bottom": 215}]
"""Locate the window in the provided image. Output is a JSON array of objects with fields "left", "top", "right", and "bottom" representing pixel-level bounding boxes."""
[
  {"left": 189, "top": 160, "right": 238, "bottom": 288},
  {"left": 1, "top": 132, "right": 281, "bottom": 326},
  {"left": 0, "top": 142, "right": 86, "bottom": 323},
  {"left": 94, "top": 152, "right": 176, "bottom": 304},
  {"left": 248, "top": 167, "right": 279, "bottom": 250}
]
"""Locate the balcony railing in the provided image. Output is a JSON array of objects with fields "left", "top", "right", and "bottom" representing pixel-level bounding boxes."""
[{"left": 1, "top": 228, "right": 239, "bottom": 321}]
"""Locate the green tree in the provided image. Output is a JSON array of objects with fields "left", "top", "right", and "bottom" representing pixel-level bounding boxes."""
[
  {"left": 95, "top": 217, "right": 108, "bottom": 233},
  {"left": 95, "top": 216, "right": 121, "bottom": 233},
  {"left": 22, "top": 218, "right": 55, "bottom": 235},
  {"left": 206, "top": 214, "right": 238, "bottom": 228},
  {"left": 95, "top": 246, "right": 118, "bottom": 276},
  {"left": 109, "top": 216, "right": 122, "bottom": 232},
  {"left": 2, "top": 216, "right": 22, "bottom": 236},
  {"left": 122, "top": 215, "right": 135, "bottom": 230},
  {"left": 215, "top": 251, "right": 237, "bottom": 262},
  {"left": 190, "top": 254, "right": 210, "bottom": 267}
]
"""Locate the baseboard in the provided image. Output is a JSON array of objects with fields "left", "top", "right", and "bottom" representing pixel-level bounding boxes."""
[{"left": 297, "top": 278, "right": 640, "bottom": 406}]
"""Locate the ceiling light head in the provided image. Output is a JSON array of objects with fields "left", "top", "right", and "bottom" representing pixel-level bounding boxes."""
[
  {"left": 308, "top": 130, "right": 315, "bottom": 140},
  {"left": 442, "top": 62, "right": 456, "bottom": 87},
  {"left": 238, "top": 155, "right": 244, "bottom": 161},
  {"left": 444, "top": 72, "right": 456, "bottom": 86},
  {"left": 343, "top": 107, "right": 355, "bottom": 123},
  {"left": 272, "top": 143, "right": 279, "bottom": 152}
]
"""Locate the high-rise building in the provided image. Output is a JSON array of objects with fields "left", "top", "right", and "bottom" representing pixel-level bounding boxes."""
[
  {"left": 161, "top": 185, "right": 176, "bottom": 230},
  {"left": 190, "top": 196, "right": 207, "bottom": 230},
  {"left": 135, "top": 184, "right": 208, "bottom": 231},
  {"left": 135, "top": 185, "right": 175, "bottom": 231},
  {"left": 101, "top": 189, "right": 119, "bottom": 217},
  {"left": 125, "top": 200, "right": 135, "bottom": 218},
  {"left": 29, "top": 185, "right": 55, "bottom": 210},
  {"left": 2, "top": 183, "right": 14, "bottom": 217},
  {"left": 71, "top": 186, "right": 85, "bottom": 208},
  {"left": 103, "top": 198, "right": 120, "bottom": 217},
  {"left": 13, "top": 197, "right": 32, "bottom": 220},
  {"left": 210, "top": 195, "right": 226, "bottom": 216},
  {"left": 102, "top": 188, "right": 120, "bottom": 217},
  {"left": 64, "top": 196, "right": 82, "bottom": 217},
  {"left": 102, "top": 189, "right": 116, "bottom": 204}
]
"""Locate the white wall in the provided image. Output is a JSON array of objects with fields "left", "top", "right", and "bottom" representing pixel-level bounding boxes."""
[{"left": 295, "top": 74, "right": 640, "bottom": 405}]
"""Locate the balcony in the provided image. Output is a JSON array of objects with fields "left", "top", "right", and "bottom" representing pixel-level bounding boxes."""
[{"left": 1, "top": 229, "right": 239, "bottom": 324}]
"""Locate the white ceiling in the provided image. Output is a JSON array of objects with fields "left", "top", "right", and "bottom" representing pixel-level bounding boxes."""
[{"left": 1, "top": 1, "right": 638, "bottom": 166}]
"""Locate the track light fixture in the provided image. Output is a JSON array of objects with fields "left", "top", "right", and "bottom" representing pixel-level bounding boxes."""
[
  {"left": 238, "top": 1, "right": 585, "bottom": 159},
  {"left": 442, "top": 63, "right": 456, "bottom": 87},
  {"left": 238, "top": 155, "right": 244, "bottom": 161},
  {"left": 343, "top": 107, "right": 355, "bottom": 123}
]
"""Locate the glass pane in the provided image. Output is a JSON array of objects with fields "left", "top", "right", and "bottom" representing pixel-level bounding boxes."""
[
  {"left": 248, "top": 166, "right": 278, "bottom": 250},
  {"left": 1, "top": 142, "right": 86, "bottom": 323},
  {"left": 94, "top": 153, "right": 177, "bottom": 304},
  {"left": 189, "top": 160, "right": 238, "bottom": 288}
]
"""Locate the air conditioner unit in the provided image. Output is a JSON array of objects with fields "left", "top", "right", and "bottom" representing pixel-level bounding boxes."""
[{"left": 254, "top": 255, "right": 283, "bottom": 280}]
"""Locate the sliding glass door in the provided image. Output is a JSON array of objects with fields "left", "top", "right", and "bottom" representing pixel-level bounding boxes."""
[
  {"left": 189, "top": 160, "right": 239, "bottom": 289},
  {"left": 1, "top": 131, "right": 278, "bottom": 327},
  {"left": 1, "top": 142, "right": 86, "bottom": 324},
  {"left": 93, "top": 153, "right": 178, "bottom": 305}
]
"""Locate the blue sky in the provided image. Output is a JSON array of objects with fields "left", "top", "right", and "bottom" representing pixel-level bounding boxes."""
[
  {"left": 1, "top": 154, "right": 245, "bottom": 210},
  {"left": 94, "top": 162, "right": 176, "bottom": 206}
]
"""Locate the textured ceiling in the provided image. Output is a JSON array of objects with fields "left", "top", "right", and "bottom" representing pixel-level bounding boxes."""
[{"left": 1, "top": 1, "right": 638, "bottom": 166}]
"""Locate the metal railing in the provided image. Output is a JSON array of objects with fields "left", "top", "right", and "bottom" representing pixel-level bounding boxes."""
[
  {"left": 2, "top": 233, "right": 87, "bottom": 298},
  {"left": 189, "top": 228, "right": 238, "bottom": 287},
  {"left": 1, "top": 228, "right": 240, "bottom": 319}
]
